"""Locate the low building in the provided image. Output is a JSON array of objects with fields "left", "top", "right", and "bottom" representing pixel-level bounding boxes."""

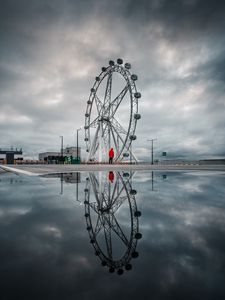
[
  {"left": 39, "top": 151, "right": 60, "bottom": 161},
  {"left": 64, "top": 147, "right": 81, "bottom": 157},
  {"left": 39, "top": 147, "right": 81, "bottom": 163},
  {"left": 199, "top": 159, "right": 225, "bottom": 165},
  {"left": 43, "top": 172, "right": 81, "bottom": 183},
  {"left": 0, "top": 147, "right": 23, "bottom": 164}
]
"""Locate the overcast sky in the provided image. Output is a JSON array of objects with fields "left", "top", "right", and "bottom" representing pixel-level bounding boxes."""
[{"left": 0, "top": 0, "right": 225, "bottom": 160}]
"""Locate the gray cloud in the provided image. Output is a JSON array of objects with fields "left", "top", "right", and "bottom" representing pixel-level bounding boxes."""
[{"left": 0, "top": 0, "right": 224, "bottom": 159}]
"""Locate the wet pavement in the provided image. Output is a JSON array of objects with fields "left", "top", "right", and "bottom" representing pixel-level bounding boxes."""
[
  {"left": 1, "top": 163, "right": 225, "bottom": 175},
  {"left": 0, "top": 170, "right": 225, "bottom": 299}
]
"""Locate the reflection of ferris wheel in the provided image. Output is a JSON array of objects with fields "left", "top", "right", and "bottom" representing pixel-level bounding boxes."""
[
  {"left": 84, "top": 171, "right": 142, "bottom": 275},
  {"left": 84, "top": 59, "right": 141, "bottom": 162}
]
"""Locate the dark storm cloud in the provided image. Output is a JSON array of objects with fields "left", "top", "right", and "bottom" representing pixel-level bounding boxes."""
[
  {"left": 119, "top": 0, "right": 225, "bottom": 33},
  {"left": 0, "top": 0, "right": 224, "bottom": 159},
  {"left": 197, "top": 50, "right": 225, "bottom": 83}
]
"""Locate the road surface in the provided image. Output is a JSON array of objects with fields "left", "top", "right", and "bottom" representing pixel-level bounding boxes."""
[{"left": 1, "top": 164, "right": 225, "bottom": 176}]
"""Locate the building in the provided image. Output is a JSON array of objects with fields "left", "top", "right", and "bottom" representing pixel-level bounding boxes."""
[
  {"left": 39, "top": 147, "right": 81, "bottom": 163},
  {"left": 199, "top": 159, "right": 225, "bottom": 165},
  {"left": 0, "top": 147, "right": 23, "bottom": 164},
  {"left": 64, "top": 147, "right": 81, "bottom": 157},
  {"left": 43, "top": 172, "right": 81, "bottom": 183}
]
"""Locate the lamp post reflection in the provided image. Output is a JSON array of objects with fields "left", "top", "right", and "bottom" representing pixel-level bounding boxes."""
[{"left": 43, "top": 173, "right": 81, "bottom": 201}]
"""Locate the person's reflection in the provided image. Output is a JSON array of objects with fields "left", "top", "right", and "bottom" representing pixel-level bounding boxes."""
[
  {"left": 108, "top": 171, "right": 114, "bottom": 183},
  {"left": 84, "top": 171, "right": 142, "bottom": 275}
]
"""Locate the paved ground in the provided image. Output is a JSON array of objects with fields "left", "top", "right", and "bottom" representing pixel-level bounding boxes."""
[{"left": 1, "top": 164, "right": 225, "bottom": 176}]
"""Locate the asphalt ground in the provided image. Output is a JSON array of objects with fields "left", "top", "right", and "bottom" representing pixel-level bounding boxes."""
[{"left": 1, "top": 164, "right": 225, "bottom": 176}]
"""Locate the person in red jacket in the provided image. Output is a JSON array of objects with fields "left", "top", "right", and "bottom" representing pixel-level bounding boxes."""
[
  {"left": 108, "top": 171, "right": 114, "bottom": 183},
  {"left": 109, "top": 148, "right": 114, "bottom": 164}
]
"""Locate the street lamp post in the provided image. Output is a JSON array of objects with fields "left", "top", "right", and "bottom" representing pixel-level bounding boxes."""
[
  {"left": 76, "top": 127, "right": 82, "bottom": 162},
  {"left": 60, "top": 135, "right": 63, "bottom": 164},
  {"left": 147, "top": 138, "right": 157, "bottom": 165}
]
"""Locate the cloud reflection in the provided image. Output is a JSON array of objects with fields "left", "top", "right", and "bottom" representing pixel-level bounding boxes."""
[{"left": 0, "top": 170, "right": 225, "bottom": 299}]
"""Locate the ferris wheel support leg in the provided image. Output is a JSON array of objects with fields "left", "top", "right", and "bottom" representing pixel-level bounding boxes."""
[
  {"left": 130, "top": 150, "right": 138, "bottom": 163},
  {"left": 109, "top": 124, "right": 119, "bottom": 155},
  {"left": 88, "top": 123, "right": 100, "bottom": 162},
  {"left": 99, "top": 121, "right": 103, "bottom": 163},
  {"left": 108, "top": 124, "right": 111, "bottom": 151},
  {"left": 99, "top": 171, "right": 103, "bottom": 202}
]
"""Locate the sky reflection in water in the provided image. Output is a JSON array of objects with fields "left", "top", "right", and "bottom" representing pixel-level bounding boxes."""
[{"left": 0, "top": 170, "right": 225, "bottom": 300}]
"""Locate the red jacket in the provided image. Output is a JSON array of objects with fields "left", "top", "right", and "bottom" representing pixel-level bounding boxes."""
[
  {"left": 108, "top": 171, "right": 114, "bottom": 183},
  {"left": 109, "top": 149, "right": 114, "bottom": 158}
]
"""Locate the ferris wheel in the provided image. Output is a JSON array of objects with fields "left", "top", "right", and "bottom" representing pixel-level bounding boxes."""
[
  {"left": 84, "top": 59, "right": 141, "bottom": 162},
  {"left": 84, "top": 171, "right": 142, "bottom": 275}
]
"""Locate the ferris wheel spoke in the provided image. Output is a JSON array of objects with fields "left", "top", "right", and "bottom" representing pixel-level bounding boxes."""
[
  {"left": 101, "top": 195, "right": 108, "bottom": 209},
  {"left": 94, "top": 94, "right": 104, "bottom": 116},
  {"left": 90, "top": 173, "right": 102, "bottom": 204},
  {"left": 89, "top": 116, "right": 99, "bottom": 128},
  {"left": 110, "top": 122, "right": 127, "bottom": 148},
  {"left": 110, "top": 176, "right": 119, "bottom": 204},
  {"left": 108, "top": 123, "right": 119, "bottom": 153},
  {"left": 102, "top": 122, "right": 117, "bottom": 153},
  {"left": 111, "top": 184, "right": 126, "bottom": 206},
  {"left": 110, "top": 121, "right": 133, "bottom": 158},
  {"left": 103, "top": 181, "right": 111, "bottom": 201},
  {"left": 111, "top": 117, "right": 127, "bottom": 135},
  {"left": 109, "top": 84, "right": 129, "bottom": 117},
  {"left": 94, "top": 214, "right": 104, "bottom": 236},
  {"left": 102, "top": 123, "right": 110, "bottom": 149},
  {"left": 110, "top": 214, "right": 129, "bottom": 247},
  {"left": 110, "top": 125, "right": 128, "bottom": 157},
  {"left": 111, "top": 173, "right": 133, "bottom": 206},
  {"left": 103, "top": 72, "right": 112, "bottom": 108},
  {"left": 90, "top": 172, "right": 100, "bottom": 190},
  {"left": 89, "top": 123, "right": 100, "bottom": 158},
  {"left": 103, "top": 216, "right": 113, "bottom": 260},
  {"left": 88, "top": 202, "right": 99, "bottom": 214},
  {"left": 111, "top": 196, "right": 127, "bottom": 213}
]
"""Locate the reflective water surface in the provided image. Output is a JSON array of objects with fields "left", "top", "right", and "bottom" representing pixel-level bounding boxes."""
[{"left": 0, "top": 170, "right": 225, "bottom": 299}]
